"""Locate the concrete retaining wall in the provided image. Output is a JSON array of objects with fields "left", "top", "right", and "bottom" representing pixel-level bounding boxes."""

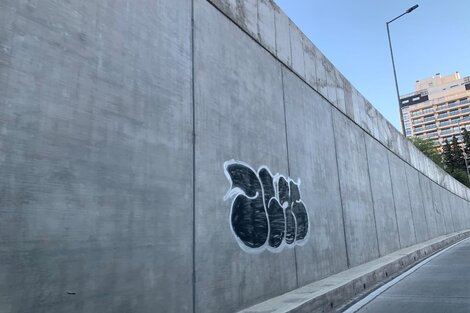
[{"left": 1, "top": 0, "right": 469, "bottom": 312}]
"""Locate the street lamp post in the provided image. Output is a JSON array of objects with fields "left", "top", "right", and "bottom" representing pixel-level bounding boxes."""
[{"left": 386, "top": 4, "right": 419, "bottom": 135}]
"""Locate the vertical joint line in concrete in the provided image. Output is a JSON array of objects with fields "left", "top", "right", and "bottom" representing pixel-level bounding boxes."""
[
  {"left": 280, "top": 66, "right": 299, "bottom": 287},
  {"left": 191, "top": 0, "right": 196, "bottom": 312},
  {"left": 363, "top": 135, "right": 381, "bottom": 257},
  {"left": 330, "top": 110, "right": 351, "bottom": 268},
  {"left": 437, "top": 189, "right": 449, "bottom": 234},
  {"left": 430, "top": 182, "right": 443, "bottom": 236},
  {"left": 417, "top": 173, "right": 430, "bottom": 240},
  {"left": 404, "top": 165, "right": 418, "bottom": 244},
  {"left": 387, "top": 153, "right": 402, "bottom": 248},
  {"left": 448, "top": 193, "right": 457, "bottom": 232}
]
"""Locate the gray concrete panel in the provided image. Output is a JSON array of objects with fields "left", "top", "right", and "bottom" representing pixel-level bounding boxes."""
[
  {"left": 451, "top": 194, "right": 460, "bottom": 231},
  {"left": 431, "top": 182, "right": 447, "bottom": 235},
  {"left": 274, "top": 6, "right": 291, "bottom": 66},
  {"left": 207, "top": 0, "right": 258, "bottom": 40},
  {"left": 332, "top": 110, "right": 379, "bottom": 266},
  {"left": 460, "top": 197, "right": 469, "bottom": 230},
  {"left": 0, "top": 2, "right": 14, "bottom": 91},
  {"left": 455, "top": 197, "right": 465, "bottom": 231},
  {"left": 405, "top": 165, "right": 430, "bottom": 242},
  {"left": 0, "top": 1, "right": 193, "bottom": 312},
  {"left": 289, "top": 23, "right": 305, "bottom": 79},
  {"left": 351, "top": 89, "right": 379, "bottom": 139},
  {"left": 334, "top": 69, "right": 347, "bottom": 113},
  {"left": 440, "top": 188, "right": 455, "bottom": 234},
  {"left": 387, "top": 153, "right": 417, "bottom": 248},
  {"left": 193, "top": 1, "right": 297, "bottom": 312},
  {"left": 409, "top": 143, "right": 427, "bottom": 175},
  {"left": 459, "top": 197, "right": 467, "bottom": 230},
  {"left": 282, "top": 67, "right": 348, "bottom": 285},
  {"left": 302, "top": 38, "right": 318, "bottom": 92},
  {"left": 467, "top": 202, "right": 470, "bottom": 229},
  {"left": 419, "top": 174, "right": 440, "bottom": 238},
  {"left": 460, "top": 197, "right": 467, "bottom": 230},
  {"left": 314, "top": 49, "right": 329, "bottom": 99},
  {"left": 364, "top": 135, "right": 400, "bottom": 256},
  {"left": 450, "top": 195, "right": 460, "bottom": 231},
  {"left": 258, "top": 0, "right": 276, "bottom": 53},
  {"left": 241, "top": 0, "right": 259, "bottom": 39},
  {"left": 341, "top": 74, "right": 355, "bottom": 120},
  {"left": 374, "top": 112, "right": 392, "bottom": 152},
  {"left": 465, "top": 202, "right": 470, "bottom": 229},
  {"left": 323, "top": 58, "right": 338, "bottom": 109},
  {"left": 382, "top": 121, "right": 411, "bottom": 164}
]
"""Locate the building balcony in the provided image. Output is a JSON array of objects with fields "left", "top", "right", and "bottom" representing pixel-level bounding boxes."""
[
  {"left": 411, "top": 110, "right": 434, "bottom": 118},
  {"left": 437, "top": 113, "right": 450, "bottom": 119},
  {"left": 412, "top": 116, "right": 436, "bottom": 126}
]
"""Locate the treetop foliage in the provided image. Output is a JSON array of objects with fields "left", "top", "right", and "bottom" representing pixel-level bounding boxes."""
[{"left": 409, "top": 131, "right": 470, "bottom": 188}]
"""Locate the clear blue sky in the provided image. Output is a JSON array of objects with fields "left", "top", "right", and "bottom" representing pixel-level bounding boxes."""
[{"left": 275, "top": 0, "right": 470, "bottom": 130}]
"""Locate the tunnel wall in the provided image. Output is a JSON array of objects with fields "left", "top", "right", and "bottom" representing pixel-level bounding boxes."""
[{"left": 1, "top": 0, "right": 470, "bottom": 312}]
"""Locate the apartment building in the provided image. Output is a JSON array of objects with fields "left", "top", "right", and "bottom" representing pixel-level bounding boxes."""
[{"left": 400, "top": 72, "right": 470, "bottom": 145}]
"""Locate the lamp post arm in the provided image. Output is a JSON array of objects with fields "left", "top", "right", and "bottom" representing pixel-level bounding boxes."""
[{"left": 386, "top": 12, "right": 408, "bottom": 24}]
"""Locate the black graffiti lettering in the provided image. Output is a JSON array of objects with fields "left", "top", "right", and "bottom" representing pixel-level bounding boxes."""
[
  {"left": 258, "top": 168, "right": 275, "bottom": 206},
  {"left": 224, "top": 160, "right": 310, "bottom": 253},
  {"left": 284, "top": 206, "right": 296, "bottom": 245},
  {"left": 289, "top": 181, "right": 309, "bottom": 240},
  {"left": 231, "top": 195, "right": 268, "bottom": 248},
  {"left": 226, "top": 163, "right": 269, "bottom": 248},
  {"left": 292, "top": 201, "right": 308, "bottom": 240},
  {"left": 277, "top": 176, "right": 290, "bottom": 207},
  {"left": 226, "top": 163, "right": 261, "bottom": 198},
  {"left": 266, "top": 198, "right": 285, "bottom": 248}
]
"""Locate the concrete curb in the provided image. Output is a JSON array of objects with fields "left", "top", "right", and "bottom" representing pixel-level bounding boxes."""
[{"left": 239, "top": 230, "right": 470, "bottom": 313}]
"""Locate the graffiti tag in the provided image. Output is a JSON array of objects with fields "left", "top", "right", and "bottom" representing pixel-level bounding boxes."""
[{"left": 224, "top": 160, "right": 310, "bottom": 253}]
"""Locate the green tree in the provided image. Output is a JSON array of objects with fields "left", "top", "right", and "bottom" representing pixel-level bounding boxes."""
[
  {"left": 462, "top": 128, "right": 470, "bottom": 156},
  {"left": 450, "top": 136, "right": 465, "bottom": 171},
  {"left": 408, "top": 137, "right": 443, "bottom": 169},
  {"left": 442, "top": 138, "right": 452, "bottom": 171},
  {"left": 410, "top": 137, "right": 470, "bottom": 187}
]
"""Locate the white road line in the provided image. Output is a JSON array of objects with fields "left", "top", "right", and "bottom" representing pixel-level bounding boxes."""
[{"left": 343, "top": 237, "right": 470, "bottom": 313}]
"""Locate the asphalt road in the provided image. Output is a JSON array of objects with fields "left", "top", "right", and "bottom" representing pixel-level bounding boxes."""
[{"left": 352, "top": 238, "right": 470, "bottom": 313}]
